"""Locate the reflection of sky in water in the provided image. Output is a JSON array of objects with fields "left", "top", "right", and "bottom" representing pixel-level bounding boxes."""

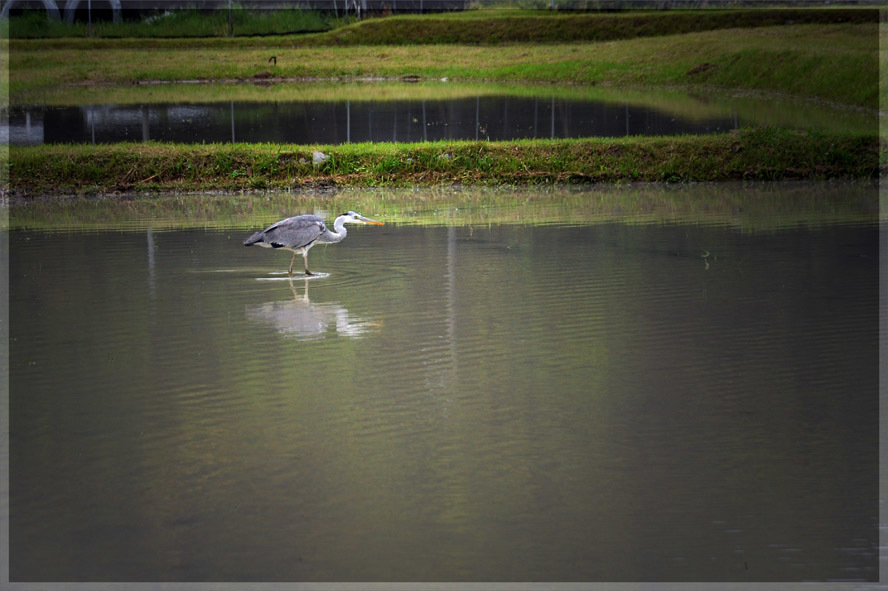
[
  {"left": 3, "top": 110, "right": 43, "bottom": 145},
  {"left": 246, "top": 278, "right": 376, "bottom": 341}
]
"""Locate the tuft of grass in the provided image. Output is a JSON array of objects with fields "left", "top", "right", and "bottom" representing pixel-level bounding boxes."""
[{"left": 5, "top": 130, "right": 881, "bottom": 197}]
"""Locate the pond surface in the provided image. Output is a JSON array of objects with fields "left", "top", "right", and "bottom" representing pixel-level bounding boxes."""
[
  {"left": 7, "top": 96, "right": 744, "bottom": 145},
  {"left": 6, "top": 183, "right": 881, "bottom": 582},
  {"left": 5, "top": 83, "right": 876, "bottom": 146}
]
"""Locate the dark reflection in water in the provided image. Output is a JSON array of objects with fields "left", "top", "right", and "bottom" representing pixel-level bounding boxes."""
[
  {"left": 6, "top": 96, "right": 744, "bottom": 146},
  {"left": 8, "top": 202, "right": 878, "bottom": 582}
]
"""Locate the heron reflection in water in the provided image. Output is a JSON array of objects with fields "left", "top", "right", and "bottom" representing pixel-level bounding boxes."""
[
  {"left": 246, "top": 277, "right": 379, "bottom": 340},
  {"left": 244, "top": 211, "right": 383, "bottom": 276}
]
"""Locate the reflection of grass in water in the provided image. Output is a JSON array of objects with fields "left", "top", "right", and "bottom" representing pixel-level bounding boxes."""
[
  {"left": 18, "top": 80, "right": 570, "bottom": 105},
  {"left": 9, "top": 181, "right": 879, "bottom": 234}
]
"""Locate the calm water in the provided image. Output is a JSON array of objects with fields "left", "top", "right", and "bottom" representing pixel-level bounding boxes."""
[
  {"left": 7, "top": 97, "right": 744, "bottom": 146},
  {"left": 5, "top": 90, "right": 875, "bottom": 146},
  {"left": 7, "top": 184, "right": 880, "bottom": 582}
]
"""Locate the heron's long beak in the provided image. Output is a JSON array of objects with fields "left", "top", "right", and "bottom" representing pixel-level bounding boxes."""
[{"left": 360, "top": 216, "right": 384, "bottom": 225}]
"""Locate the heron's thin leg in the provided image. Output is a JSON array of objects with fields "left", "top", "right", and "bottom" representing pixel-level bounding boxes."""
[
  {"left": 288, "top": 252, "right": 298, "bottom": 276},
  {"left": 303, "top": 252, "right": 314, "bottom": 276}
]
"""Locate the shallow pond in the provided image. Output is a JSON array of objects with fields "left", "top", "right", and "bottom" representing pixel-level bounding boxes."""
[
  {"left": 6, "top": 96, "right": 746, "bottom": 145},
  {"left": 5, "top": 82, "right": 876, "bottom": 145},
  {"left": 6, "top": 182, "right": 881, "bottom": 582}
]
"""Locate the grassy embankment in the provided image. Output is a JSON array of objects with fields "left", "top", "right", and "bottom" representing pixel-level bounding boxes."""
[
  {"left": 3, "top": 8, "right": 884, "bottom": 195},
  {"left": 4, "top": 7, "right": 876, "bottom": 44},
  {"left": 7, "top": 129, "right": 879, "bottom": 195},
  {"left": 8, "top": 11, "right": 881, "bottom": 109}
]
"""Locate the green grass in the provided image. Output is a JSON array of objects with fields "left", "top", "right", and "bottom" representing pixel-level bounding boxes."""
[
  {"left": 318, "top": 8, "right": 878, "bottom": 45},
  {"left": 5, "top": 129, "right": 881, "bottom": 196},
  {"left": 6, "top": 22, "right": 880, "bottom": 110},
  {"left": 3, "top": 7, "right": 876, "bottom": 42}
]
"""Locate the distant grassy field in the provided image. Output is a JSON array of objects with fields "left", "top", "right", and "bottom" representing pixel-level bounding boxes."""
[
  {"left": 6, "top": 22, "right": 881, "bottom": 110},
  {"left": 6, "top": 129, "right": 880, "bottom": 196},
  {"left": 318, "top": 7, "right": 878, "bottom": 45},
  {"left": 4, "top": 7, "right": 875, "bottom": 42}
]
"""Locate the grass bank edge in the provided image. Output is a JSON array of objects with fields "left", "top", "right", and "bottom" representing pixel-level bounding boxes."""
[
  {"left": 6, "top": 130, "right": 882, "bottom": 196},
  {"left": 8, "top": 181, "right": 880, "bottom": 233}
]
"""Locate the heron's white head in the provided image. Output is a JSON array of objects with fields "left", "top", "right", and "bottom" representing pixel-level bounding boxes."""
[{"left": 340, "top": 211, "right": 383, "bottom": 226}]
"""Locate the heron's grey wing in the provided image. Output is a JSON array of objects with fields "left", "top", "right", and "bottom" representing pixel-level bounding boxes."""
[{"left": 262, "top": 216, "right": 326, "bottom": 249}]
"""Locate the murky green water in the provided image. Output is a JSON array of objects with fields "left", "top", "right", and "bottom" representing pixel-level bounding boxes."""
[{"left": 7, "top": 182, "right": 881, "bottom": 582}]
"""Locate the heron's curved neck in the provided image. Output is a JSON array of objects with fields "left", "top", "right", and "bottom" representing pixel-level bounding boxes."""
[{"left": 327, "top": 216, "right": 348, "bottom": 242}]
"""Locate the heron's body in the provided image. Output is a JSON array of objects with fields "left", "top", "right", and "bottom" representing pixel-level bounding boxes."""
[{"left": 244, "top": 211, "right": 382, "bottom": 275}]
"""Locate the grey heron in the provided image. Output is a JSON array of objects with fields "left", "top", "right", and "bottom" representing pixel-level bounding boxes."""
[{"left": 243, "top": 211, "right": 383, "bottom": 276}]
